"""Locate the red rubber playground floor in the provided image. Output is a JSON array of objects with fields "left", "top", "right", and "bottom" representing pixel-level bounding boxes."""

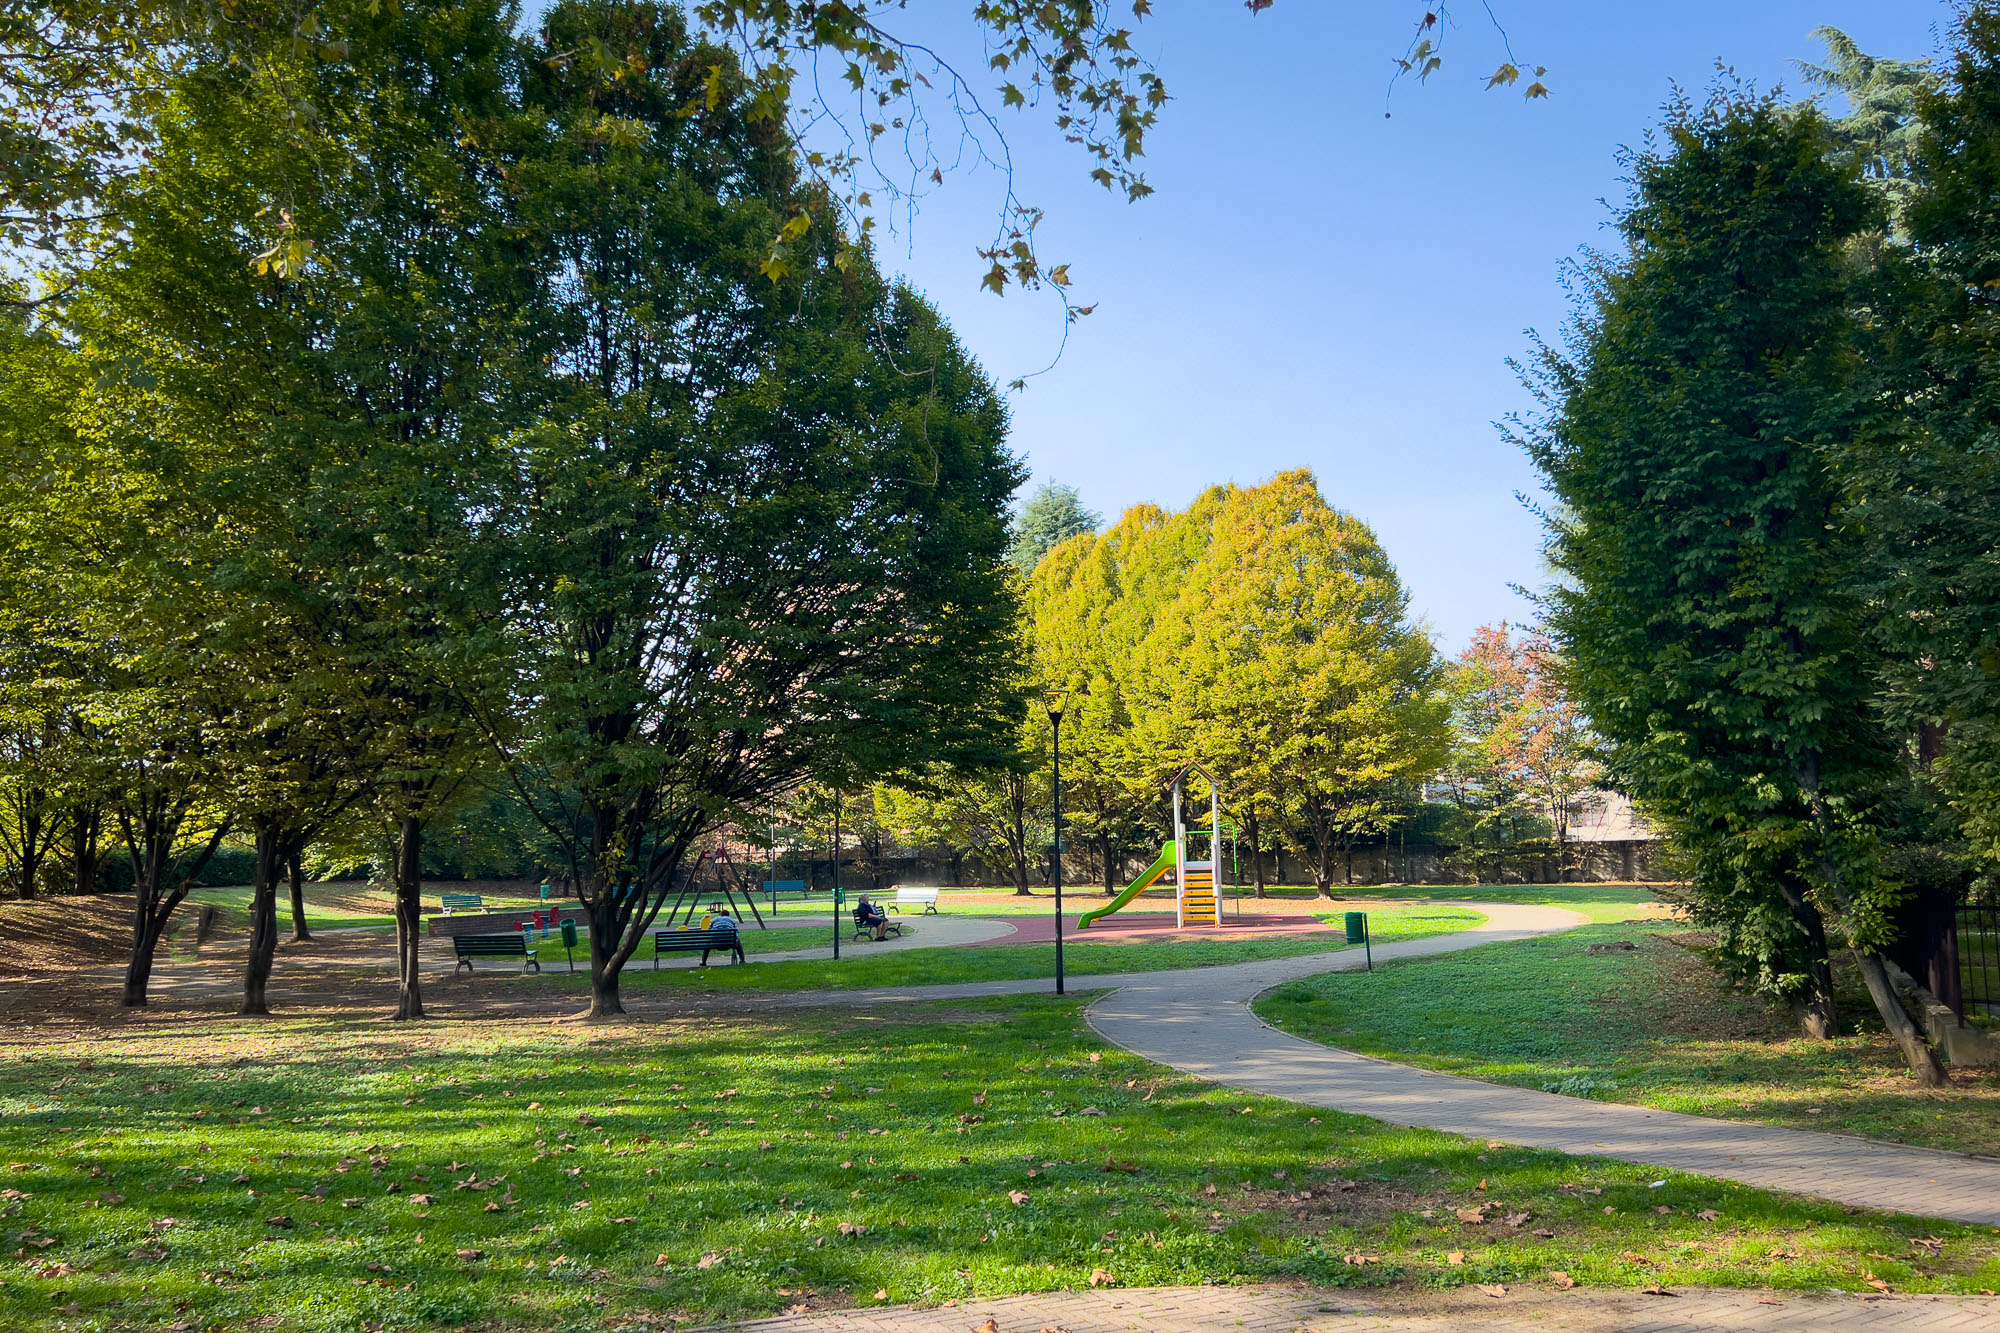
[{"left": 995, "top": 909, "right": 1345, "bottom": 945}]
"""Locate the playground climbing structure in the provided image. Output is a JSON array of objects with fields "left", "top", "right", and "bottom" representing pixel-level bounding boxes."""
[{"left": 1077, "top": 763, "right": 1228, "bottom": 930}]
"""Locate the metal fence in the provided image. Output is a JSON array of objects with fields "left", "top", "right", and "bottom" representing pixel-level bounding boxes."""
[{"left": 1962, "top": 904, "right": 2000, "bottom": 1023}]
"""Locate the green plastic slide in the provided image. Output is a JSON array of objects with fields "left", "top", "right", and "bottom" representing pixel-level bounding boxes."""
[{"left": 1076, "top": 842, "right": 1176, "bottom": 929}]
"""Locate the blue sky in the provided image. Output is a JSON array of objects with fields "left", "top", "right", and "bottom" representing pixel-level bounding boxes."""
[{"left": 845, "top": 0, "right": 1946, "bottom": 652}]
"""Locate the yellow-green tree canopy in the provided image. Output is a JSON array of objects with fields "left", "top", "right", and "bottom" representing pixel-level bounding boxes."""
[{"left": 1025, "top": 469, "right": 1448, "bottom": 895}]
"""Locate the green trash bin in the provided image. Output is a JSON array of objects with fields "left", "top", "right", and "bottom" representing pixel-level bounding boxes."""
[
  {"left": 560, "top": 918, "right": 578, "bottom": 972},
  {"left": 1344, "top": 911, "right": 1367, "bottom": 944}
]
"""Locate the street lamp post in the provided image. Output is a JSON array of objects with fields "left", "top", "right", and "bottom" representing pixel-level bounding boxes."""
[{"left": 1044, "top": 686, "right": 1081, "bottom": 996}]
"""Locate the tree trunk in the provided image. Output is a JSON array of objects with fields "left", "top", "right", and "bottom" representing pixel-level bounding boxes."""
[
  {"left": 240, "top": 821, "right": 285, "bottom": 1016},
  {"left": 1243, "top": 812, "right": 1267, "bottom": 898},
  {"left": 287, "top": 851, "right": 311, "bottom": 942},
  {"left": 1773, "top": 872, "right": 1839, "bottom": 1039},
  {"left": 122, "top": 902, "right": 168, "bottom": 1007},
  {"left": 585, "top": 892, "right": 626, "bottom": 1018},
  {"left": 1100, "top": 831, "right": 1115, "bottom": 895},
  {"left": 14, "top": 809, "right": 43, "bottom": 899},
  {"left": 1855, "top": 949, "right": 1949, "bottom": 1088},
  {"left": 392, "top": 815, "right": 426, "bottom": 1021},
  {"left": 71, "top": 805, "right": 102, "bottom": 894},
  {"left": 1007, "top": 777, "right": 1032, "bottom": 896}
]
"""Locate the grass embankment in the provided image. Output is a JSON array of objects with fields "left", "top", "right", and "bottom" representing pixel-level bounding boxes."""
[
  {"left": 1255, "top": 919, "right": 2000, "bottom": 1158},
  {"left": 522, "top": 904, "right": 1487, "bottom": 994},
  {"left": 4, "top": 997, "right": 1995, "bottom": 1332},
  {"left": 189, "top": 882, "right": 554, "bottom": 934}
]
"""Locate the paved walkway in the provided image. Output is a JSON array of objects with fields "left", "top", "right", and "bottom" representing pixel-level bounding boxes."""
[
  {"left": 699, "top": 1283, "right": 2000, "bottom": 1332},
  {"left": 738, "top": 904, "right": 2000, "bottom": 1229}
]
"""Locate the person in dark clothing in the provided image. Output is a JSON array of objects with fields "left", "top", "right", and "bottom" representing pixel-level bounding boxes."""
[{"left": 852, "top": 895, "right": 889, "bottom": 941}]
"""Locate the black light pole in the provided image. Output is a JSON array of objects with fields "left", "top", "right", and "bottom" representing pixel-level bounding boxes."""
[{"left": 1045, "top": 688, "right": 1070, "bottom": 996}]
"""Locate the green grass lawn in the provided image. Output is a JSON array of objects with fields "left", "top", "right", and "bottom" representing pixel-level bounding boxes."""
[
  {"left": 519, "top": 904, "right": 1488, "bottom": 994},
  {"left": 1254, "top": 920, "right": 2000, "bottom": 1157},
  {"left": 6, "top": 997, "right": 1994, "bottom": 1332},
  {"left": 1312, "top": 882, "right": 1668, "bottom": 924}
]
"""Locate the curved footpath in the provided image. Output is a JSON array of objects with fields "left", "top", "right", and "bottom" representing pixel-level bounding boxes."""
[{"left": 775, "top": 902, "right": 2000, "bottom": 1229}]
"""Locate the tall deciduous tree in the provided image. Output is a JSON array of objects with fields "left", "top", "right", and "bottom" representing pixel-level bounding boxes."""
[
  {"left": 496, "top": 0, "right": 1021, "bottom": 1017},
  {"left": 1028, "top": 471, "right": 1447, "bottom": 897},
  {"left": 1521, "top": 88, "right": 1945, "bottom": 1082}
]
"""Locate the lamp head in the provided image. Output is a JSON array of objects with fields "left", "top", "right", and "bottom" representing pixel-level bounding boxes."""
[{"left": 1042, "top": 680, "right": 1087, "bottom": 721}]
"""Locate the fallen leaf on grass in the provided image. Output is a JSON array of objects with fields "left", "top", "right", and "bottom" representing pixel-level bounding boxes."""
[
  {"left": 696, "top": 1252, "right": 721, "bottom": 1270},
  {"left": 1550, "top": 1271, "right": 1574, "bottom": 1290},
  {"left": 1455, "top": 1207, "right": 1486, "bottom": 1224},
  {"left": 1865, "top": 1274, "right": 1892, "bottom": 1293},
  {"left": 1621, "top": 1250, "right": 1654, "bottom": 1266},
  {"left": 1503, "top": 1211, "right": 1531, "bottom": 1227},
  {"left": 1447, "top": 1250, "right": 1465, "bottom": 1266}
]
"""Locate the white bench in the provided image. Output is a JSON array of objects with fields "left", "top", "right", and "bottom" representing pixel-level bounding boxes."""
[{"left": 890, "top": 887, "right": 940, "bottom": 915}]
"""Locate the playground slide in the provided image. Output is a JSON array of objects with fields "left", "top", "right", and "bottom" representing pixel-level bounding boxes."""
[{"left": 1076, "top": 842, "right": 1176, "bottom": 929}]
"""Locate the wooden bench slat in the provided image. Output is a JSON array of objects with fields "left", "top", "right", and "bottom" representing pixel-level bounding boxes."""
[
  {"left": 652, "top": 927, "right": 743, "bottom": 968},
  {"left": 451, "top": 932, "right": 538, "bottom": 974}
]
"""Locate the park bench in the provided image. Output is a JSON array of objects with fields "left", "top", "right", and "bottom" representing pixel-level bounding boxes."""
[
  {"left": 440, "top": 893, "right": 485, "bottom": 915},
  {"left": 851, "top": 906, "right": 905, "bottom": 941},
  {"left": 452, "top": 932, "right": 538, "bottom": 974},
  {"left": 890, "top": 887, "right": 940, "bottom": 915},
  {"left": 652, "top": 925, "right": 744, "bottom": 968}
]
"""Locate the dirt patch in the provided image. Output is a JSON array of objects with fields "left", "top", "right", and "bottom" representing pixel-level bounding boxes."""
[{"left": 0, "top": 895, "right": 137, "bottom": 976}]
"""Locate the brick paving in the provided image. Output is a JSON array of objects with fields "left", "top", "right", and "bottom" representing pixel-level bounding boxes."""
[{"left": 696, "top": 1283, "right": 2000, "bottom": 1332}]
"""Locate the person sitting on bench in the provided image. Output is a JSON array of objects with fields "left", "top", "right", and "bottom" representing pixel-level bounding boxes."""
[
  {"left": 700, "top": 908, "right": 747, "bottom": 965},
  {"left": 852, "top": 895, "right": 890, "bottom": 942}
]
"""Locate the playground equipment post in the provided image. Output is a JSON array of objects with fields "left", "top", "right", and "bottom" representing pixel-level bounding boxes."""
[
  {"left": 831, "top": 802, "right": 841, "bottom": 961},
  {"left": 1045, "top": 687, "right": 1071, "bottom": 996}
]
